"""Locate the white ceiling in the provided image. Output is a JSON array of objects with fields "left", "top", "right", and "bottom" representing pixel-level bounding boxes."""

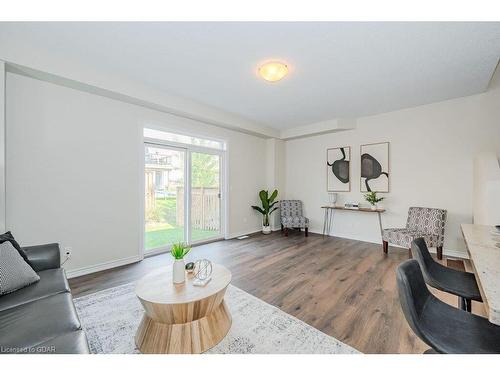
[{"left": 1, "top": 22, "right": 499, "bottom": 130}]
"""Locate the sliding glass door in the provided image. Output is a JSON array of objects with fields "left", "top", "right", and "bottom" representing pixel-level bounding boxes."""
[
  {"left": 144, "top": 140, "right": 224, "bottom": 253},
  {"left": 144, "top": 144, "right": 186, "bottom": 252},
  {"left": 190, "top": 152, "right": 221, "bottom": 242}
]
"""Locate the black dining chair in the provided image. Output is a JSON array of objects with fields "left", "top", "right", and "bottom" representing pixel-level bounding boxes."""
[
  {"left": 397, "top": 260, "right": 500, "bottom": 354},
  {"left": 411, "top": 237, "right": 482, "bottom": 312}
]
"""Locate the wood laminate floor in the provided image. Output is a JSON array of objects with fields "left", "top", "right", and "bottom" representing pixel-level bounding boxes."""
[{"left": 69, "top": 231, "right": 485, "bottom": 354}]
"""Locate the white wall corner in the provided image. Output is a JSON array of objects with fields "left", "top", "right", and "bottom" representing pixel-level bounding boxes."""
[
  {"left": 0, "top": 60, "right": 5, "bottom": 233},
  {"left": 280, "top": 118, "right": 356, "bottom": 140},
  {"left": 265, "top": 138, "right": 286, "bottom": 228}
]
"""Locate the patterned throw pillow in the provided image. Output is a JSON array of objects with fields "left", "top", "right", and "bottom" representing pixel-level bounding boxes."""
[
  {"left": 0, "top": 241, "right": 40, "bottom": 295},
  {"left": 0, "top": 231, "right": 31, "bottom": 266}
]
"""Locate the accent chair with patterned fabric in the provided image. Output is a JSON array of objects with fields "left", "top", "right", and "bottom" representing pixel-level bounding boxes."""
[
  {"left": 280, "top": 200, "right": 309, "bottom": 237},
  {"left": 382, "top": 207, "right": 447, "bottom": 259}
]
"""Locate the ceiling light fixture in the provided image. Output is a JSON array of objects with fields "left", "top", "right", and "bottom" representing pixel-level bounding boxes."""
[{"left": 258, "top": 61, "right": 288, "bottom": 82}]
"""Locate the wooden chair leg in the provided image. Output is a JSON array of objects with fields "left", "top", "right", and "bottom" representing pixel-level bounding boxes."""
[
  {"left": 408, "top": 248, "right": 412, "bottom": 259},
  {"left": 383, "top": 240, "right": 388, "bottom": 254},
  {"left": 305, "top": 228, "right": 308, "bottom": 237},
  {"left": 281, "top": 224, "right": 284, "bottom": 232},
  {"left": 436, "top": 246, "right": 443, "bottom": 260}
]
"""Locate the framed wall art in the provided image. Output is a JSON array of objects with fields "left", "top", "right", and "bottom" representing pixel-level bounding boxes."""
[
  {"left": 327, "top": 146, "right": 351, "bottom": 192},
  {"left": 360, "top": 142, "right": 390, "bottom": 192}
]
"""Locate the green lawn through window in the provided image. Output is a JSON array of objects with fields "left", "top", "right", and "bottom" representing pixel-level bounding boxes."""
[
  {"left": 145, "top": 198, "right": 218, "bottom": 250},
  {"left": 145, "top": 227, "right": 219, "bottom": 250}
]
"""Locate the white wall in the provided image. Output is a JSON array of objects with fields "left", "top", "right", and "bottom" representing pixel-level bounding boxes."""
[
  {"left": 6, "top": 73, "right": 267, "bottom": 275},
  {"left": 285, "top": 81, "right": 500, "bottom": 257},
  {"left": 0, "top": 61, "right": 5, "bottom": 233},
  {"left": 473, "top": 152, "right": 500, "bottom": 225}
]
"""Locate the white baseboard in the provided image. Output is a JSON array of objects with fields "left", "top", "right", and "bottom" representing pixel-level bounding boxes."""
[
  {"left": 65, "top": 254, "right": 143, "bottom": 279},
  {"left": 66, "top": 229, "right": 260, "bottom": 278},
  {"left": 226, "top": 228, "right": 261, "bottom": 239},
  {"left": 308, "top": 229, "right": 468, "bottom": 259},
  {"left": 143, "top": 246, "right": 170, "bottom": 258}
]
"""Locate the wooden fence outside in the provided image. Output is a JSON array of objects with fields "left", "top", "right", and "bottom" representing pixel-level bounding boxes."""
[{"left": 177, "top": 187, "right": 220, "bottom": 231}]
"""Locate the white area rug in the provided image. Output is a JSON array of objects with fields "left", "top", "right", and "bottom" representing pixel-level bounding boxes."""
[{"left": 74, "top": 283, "right": 358, "bottom": 354}]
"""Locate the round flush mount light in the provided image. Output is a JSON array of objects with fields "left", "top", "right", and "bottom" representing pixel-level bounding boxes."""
[{"left": 258, "top": 61, "right": 289, "bottom": 82}]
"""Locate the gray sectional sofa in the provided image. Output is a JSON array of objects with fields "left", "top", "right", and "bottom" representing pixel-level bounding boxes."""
[{"left": 0, "top": 243, "right": 90, "bottom": 354}]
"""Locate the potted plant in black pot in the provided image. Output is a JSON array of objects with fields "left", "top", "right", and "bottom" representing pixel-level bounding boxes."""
[{"left": 251, "top": 189, "right": 279, "bottom": 234}]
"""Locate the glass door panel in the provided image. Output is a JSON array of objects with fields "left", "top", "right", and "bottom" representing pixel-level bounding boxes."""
[
  {"left": 144, "top": 144, "right": 185, "bottom": 252},
  {"left": 190, "top": 152, "right": 221, "bottom": 242}
]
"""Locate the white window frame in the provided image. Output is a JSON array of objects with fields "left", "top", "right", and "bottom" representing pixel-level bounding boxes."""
[{"left": 140, "top": 127, "right": 227, "bottom": 257}]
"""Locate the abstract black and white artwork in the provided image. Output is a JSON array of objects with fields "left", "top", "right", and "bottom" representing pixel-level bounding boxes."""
[
  {"left": 327, "top": 146, "right": 350, "bottom": 192},
  {"left": 360, "top": 142, "right": 390, "bottom": 192}
]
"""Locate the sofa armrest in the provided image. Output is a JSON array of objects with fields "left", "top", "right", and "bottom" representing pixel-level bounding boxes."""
[{"left": 22, "top": 243, "right": 61, "bottom": 272}]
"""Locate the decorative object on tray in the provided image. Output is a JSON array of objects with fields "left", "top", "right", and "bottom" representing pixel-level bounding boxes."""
[
  {"left": 251, "top": 189, "right": 279, "bottom": 234},
  {"left": 344, "top": 202, "right": 359, "bottom": 209},
  {"left": 360, "top": 142, "right": 390, "bottom": 193},
  {"left": 185, "top": 261, "right": 195, "bottom": 273},
  {"left": 193, "top": 259, "right": 213, "bottom": 286},
  {"left": 170, "top": 242, "right": 191, "bottom": 284},
  {"left": 327, "top": 146, "right": 351, "bottom": 192},
  {"left": 364, "top": 191, "right": 384, "bottom": 210}
]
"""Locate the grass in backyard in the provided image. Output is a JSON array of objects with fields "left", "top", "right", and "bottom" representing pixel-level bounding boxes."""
[
  {"left": 145, "top": 197, "right": 219, "bottom": 250},
  {"left": 145, "top": 227, "right": 219, "bottom": 250}
]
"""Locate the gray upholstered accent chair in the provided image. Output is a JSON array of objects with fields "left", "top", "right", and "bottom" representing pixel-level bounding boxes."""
[
  {"left": 280, "top": 200, "right": 309, "bottom": 237},
  {"left": 382, "top": 207, "right": 447, "bottom": 259}
]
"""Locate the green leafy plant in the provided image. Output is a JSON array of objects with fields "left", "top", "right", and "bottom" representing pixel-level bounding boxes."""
[
  {"left": 251, "top": 189, "right": 279, "bottom": 227},
  {"left": 364, "top": 191, "right": 384, "bottom": 205},
  {"left": 170, "top": 242, "right": 191, "bottom": 260}
]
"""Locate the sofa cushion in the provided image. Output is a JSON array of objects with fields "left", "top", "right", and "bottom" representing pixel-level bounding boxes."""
[
  {"left": 0, "top": 292, "right": 82, "bottom": 351},
  {"left": 0, "top": 268, "right": 70, "bottom": 312},
  {"left": 0, "top": 242, "right": 40, "bottom": 295},
  {"left": 30, "top": 330, "right": 90, "bottom": 354}
]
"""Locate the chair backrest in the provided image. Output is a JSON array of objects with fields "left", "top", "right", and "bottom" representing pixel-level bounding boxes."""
[
  {"left": 280, "top": 200, "right": 303, "bottom": 218},
  {"left": 396, "top": 260, "right": 434, "bottom": 347},
  {"left": 411, "top": 238, "right": 440, "bottom": 288},
  {"left": 406, "top": 207, "right": 447, "bottom": 245}
]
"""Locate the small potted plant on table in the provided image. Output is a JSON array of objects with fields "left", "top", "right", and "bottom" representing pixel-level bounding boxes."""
[
  {"left": 251, "top": 189, "right": 279, "bottom": 234},
  {"left": 171, "top": 242, "right": 191, "bottom": 284},
  {"left": 364, "top": 191, "right": 384, "bottom": 210}
]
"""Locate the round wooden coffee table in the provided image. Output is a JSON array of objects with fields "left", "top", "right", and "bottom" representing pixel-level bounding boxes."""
[{"left": 135, "top": 263, "right": 232, "bottom": 354}]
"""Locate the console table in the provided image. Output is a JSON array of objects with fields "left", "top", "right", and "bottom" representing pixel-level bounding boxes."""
[{"left": 321, "top": 206, "right": 386, "bottom": 237}]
